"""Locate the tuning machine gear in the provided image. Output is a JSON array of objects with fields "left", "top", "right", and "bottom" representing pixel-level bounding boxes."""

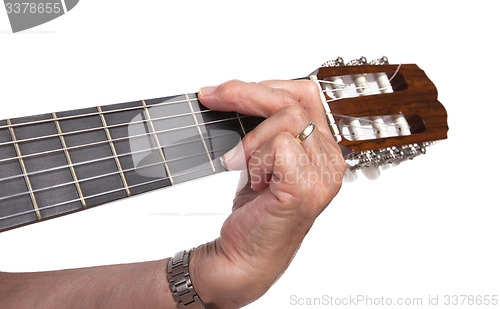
[
  {"left": 322, "top": 56, "right": 390, "bottom": 67},
  {"left": 346, "top": 56, "right": 367, "bottom": 66},
  {"left": 346, "top": 142, "right": 431, "bottom": 171},
  {"left": 321, "top": 57, "right": 345, "bottom": 67},
  {"left": 369, "top": 56, "right": 389, "bottom": 65}
]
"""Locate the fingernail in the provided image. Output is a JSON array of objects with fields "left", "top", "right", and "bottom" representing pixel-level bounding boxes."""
[
  {"left": 235, "top": 171, "right": 249, "bottom": 193},
  {"left": 220, "top": 142, "right": 246, "bottom": 170},
  {"left": 199, "top": 86, "right": 218, "bottom": 97}
]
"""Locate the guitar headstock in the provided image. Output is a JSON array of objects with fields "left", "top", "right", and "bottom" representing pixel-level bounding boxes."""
[{"left": 311, "top": 56, "right": 448, "bottom": 171}]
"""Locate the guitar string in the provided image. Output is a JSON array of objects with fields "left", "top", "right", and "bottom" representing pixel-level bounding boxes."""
[
  {"left": 318, "top": 64, "right": 402, "bottom": 105},
  {"left": 0, "top": 108, "right": 405, "bottom": 186},
  {"left": 0, "top": 163, "right": 223, "bottom": 223},
  {"left": 0, "top": 108, "right": 410, "bottom": 202},
  {"left": 322, "top": 84, "right": 395, "bottom": 100},
  {"left": 0, "top": 127, "right": 245, "bottom": 184},
  {"left": 0, "top": 108, "right": 217, "bottom": 149},
  {"left": 0, "top": 96, "right": 196, "bottom": 131},
  {"left": 0, "top": 113, "right": 404, "bottom": 188},
  {"left": 0, "top": 84, "right": 390, "bottom": 151},
  {"left": 317, "top": 63, "right": 402, "bottom": 93},
  {"left": 0, "top": 102, "right": 409, "bottom": 185},
  {"left": 0, "top": 105, "right": 403, "bottom": 166},
  {"left": 328, "top": 113, "right": 407, "bottom": 130},
  {"left": 319, "top": 80, "right": 393, "bottom": 94},
  {"left": 0, "top": 99, "right": 409, "bottom": 203},
  {"left": 0, "top": 113, "right": 245, "bottom": 165},
  {"left": 317, "top": 66, "right": 405, "bottom": 132},
  {"left": 0, "top": 72, "right": 404, "bottom": 187},
  {"left": 0, "top": 142, "right": 237, "bottom": 203}
]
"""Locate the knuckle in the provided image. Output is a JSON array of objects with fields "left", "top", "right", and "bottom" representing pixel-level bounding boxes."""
[
  {"left": 260, "top": 83, "right": 299, "bottom": 107},
  {"left": 277, "top": 90, "right": 299, "bottom": 107},
  {"left": 282, "top": 105, "right": 309, "bottom": 127},
  {"left": 302, "top": 80, "right": 321, "bottom": 99},
  {"left": 275, "top": 191, "right": 301, "bottom": 210},
  {"left": 272, "top": 132, "right": 295, "bottom": 152},
  {"left": 218, "top": 79, "right": 244, "bottom": 102}
]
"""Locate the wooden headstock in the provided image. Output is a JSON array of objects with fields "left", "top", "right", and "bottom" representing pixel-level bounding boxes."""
[{"left": 312, "top": 59, "right": 448, "bottom": 170}]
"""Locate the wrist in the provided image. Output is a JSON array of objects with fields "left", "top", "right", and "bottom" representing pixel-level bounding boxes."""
[
  {"left": 189, "top": 241, "right": 269, "bottom": 309},
  {"left": 189, "top": 244, "right": 222, "bottom": 308}
]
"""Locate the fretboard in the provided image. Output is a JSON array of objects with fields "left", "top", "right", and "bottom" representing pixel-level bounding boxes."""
[{"left": 0, "top": 93, "right": 263, "bottom": 232}]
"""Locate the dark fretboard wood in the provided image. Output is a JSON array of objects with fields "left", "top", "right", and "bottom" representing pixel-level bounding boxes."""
[
  {"left": 0, "top": 93, "right": 263, "bottom": 232},
  {"left": 0, "top": 120, "right": 39, "bottom": 230}
]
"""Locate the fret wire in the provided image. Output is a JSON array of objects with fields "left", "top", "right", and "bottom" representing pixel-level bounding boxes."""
[
  {"left": 236, "top": 112, "right": 247, "bottom": 135},
  {"left": 6, "top": 119, "right": 42, "bottom": 220},
  {"left": 0, "top": 143, "right": 235, "bottom": 204},
  {"left": 0, "top": 96, "right": 197, "bottom": 131},
  {"left": 0, "top": 113, "right": 246, "bottom": 165},
  {"left": 0, "top": 108, "right": 216, "bottom": 149},
  {"left": 141, "top": 100, "right": 174, "bottom": 185},
  {"left": 0, "top": 163, "right": 223, "bottom": 223},
  {"left": 0, "top": 128, "right": 243, "bottom": 185},
  {"left": 185, "top": 94, "right": 216, "bottom": 174},
  {"left": 97, "top": 106, "right": 131, "bottom": 196},
  {"left": 52, "top": 112, "right": 87, "bottom": 208}
]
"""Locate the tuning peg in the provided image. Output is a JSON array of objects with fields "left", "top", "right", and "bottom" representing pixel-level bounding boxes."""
[
  {"left": 369, "top": 56, "right": 389, "bottom": 65},
  {"left": 346, "top": 56, "right": 367, "bottom": 66},
  {"left": 321, "top": 57, "right": 345, "bottom": 67}
]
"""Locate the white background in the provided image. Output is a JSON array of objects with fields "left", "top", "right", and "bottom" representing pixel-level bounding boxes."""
[{"left": 1, "top": 1, "right": 499, "bottom": 308}]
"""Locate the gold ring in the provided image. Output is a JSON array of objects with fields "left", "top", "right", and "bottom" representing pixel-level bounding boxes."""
[{"left": 295, "top": 122, "right": 315, "bottom": 144}]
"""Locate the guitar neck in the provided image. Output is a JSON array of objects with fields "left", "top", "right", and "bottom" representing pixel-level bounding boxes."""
[
  {"left": 0, "top": 61, "right": 449, "bottom": 233},
  {"left": 0, "top": 93, "right": 263, "bottom": 232}
]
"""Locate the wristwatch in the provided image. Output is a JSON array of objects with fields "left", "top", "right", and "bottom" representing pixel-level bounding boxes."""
[{"left": 167, "top": 249, "right": 206, "bottom": 308}]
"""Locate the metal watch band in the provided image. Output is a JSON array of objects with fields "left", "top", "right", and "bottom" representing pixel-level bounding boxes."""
[{"left": 167, "top": 249, "right": 206, "bottom": 308}]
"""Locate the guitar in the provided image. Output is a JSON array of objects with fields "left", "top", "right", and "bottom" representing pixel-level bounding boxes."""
[{"left": 0, "top": 57, "right": 448, "bottom": 233}]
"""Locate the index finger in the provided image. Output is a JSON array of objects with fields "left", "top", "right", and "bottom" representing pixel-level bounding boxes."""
[
  {"left": 198, "top": 79, "right": 296, "bottom": 117},
  {"left": 198, "top": 79, "right": 329, "bottom": 134}
]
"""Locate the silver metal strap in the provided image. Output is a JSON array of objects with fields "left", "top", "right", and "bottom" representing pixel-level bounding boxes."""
[{"left": 167, "top": 249, "right": 206, "bottom": 308}]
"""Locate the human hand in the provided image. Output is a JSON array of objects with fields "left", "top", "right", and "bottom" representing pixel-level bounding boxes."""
[{"left": 191, "top": 80, "right": 346, "bottom": 308}]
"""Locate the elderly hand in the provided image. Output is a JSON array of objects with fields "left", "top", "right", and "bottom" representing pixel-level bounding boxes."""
[{"left": 192, "top": 80, "right": 346, "bottom": 308}]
